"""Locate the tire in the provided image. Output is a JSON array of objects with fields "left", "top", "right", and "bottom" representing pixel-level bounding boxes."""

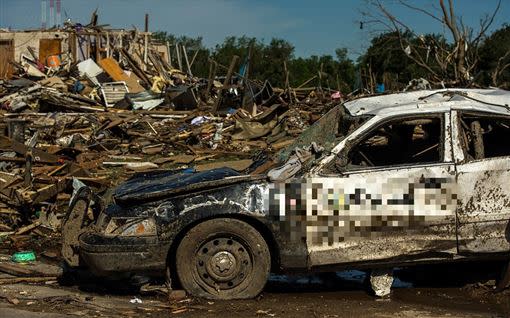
[{"left": 175, "top": 218, "right": 270, "bottom": 299}]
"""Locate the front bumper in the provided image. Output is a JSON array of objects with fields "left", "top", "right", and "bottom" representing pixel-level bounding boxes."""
[{"left": 79, "top": 232, "right": 167, "bottom": 276}]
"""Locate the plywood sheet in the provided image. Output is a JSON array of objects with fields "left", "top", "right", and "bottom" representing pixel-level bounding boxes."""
[
  {"left": 99, "top": 57, "right": 145, "bottom": 93},
  {"left": 0, "top": 40, "right": 14, "bottom": 79},
  {"left": 39, "top": 39, "right": 62, "bottom": 66}
]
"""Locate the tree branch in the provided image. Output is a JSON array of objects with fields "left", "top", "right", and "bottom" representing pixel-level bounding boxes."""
[
  {"left": 439, "top": 0, "right": 459, "bottom": 40},
  {"left": 397, "top": 0, "right": 443, "bottom": 24},
  {"left": 493, "top": 49, "right": 510, "bottom": 85},
  {"left": 472, "top": 0, "right": 501, "bottom": 45}
]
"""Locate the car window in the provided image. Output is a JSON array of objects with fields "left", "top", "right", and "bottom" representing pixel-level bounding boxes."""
[
  {"left": 459, "top": 113, "right": 510, "bottom": 161},
  {"left": 339, "top": 116, "right": 443, "bottom": 170}
]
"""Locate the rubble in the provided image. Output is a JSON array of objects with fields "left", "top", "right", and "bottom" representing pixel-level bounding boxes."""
[{"left": 0, "top": 13, "right": 338, "bottom": 250}]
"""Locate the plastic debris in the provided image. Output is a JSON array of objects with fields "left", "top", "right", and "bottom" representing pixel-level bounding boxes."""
[
  {"left": 129, "top": 297, "right": 143, "bottom": 304},
  {"left": 11, "top": 251, "right": 36, "bottom": 263}
]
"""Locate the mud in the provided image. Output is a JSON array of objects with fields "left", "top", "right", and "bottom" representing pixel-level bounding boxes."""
[{"left": 1, "top": 261, "right": 508, "bottom": 317}]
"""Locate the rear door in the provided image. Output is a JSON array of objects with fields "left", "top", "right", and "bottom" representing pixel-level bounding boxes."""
[
  {"left": 307, "top": 112, "right": 458, "bottom": 267},
  {"left": 453, "top": 110, "right": 510, "bottom": 253}
]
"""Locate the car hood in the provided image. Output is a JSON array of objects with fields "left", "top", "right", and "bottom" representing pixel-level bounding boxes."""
[{"left": 113, "top": 167, "right": 254, "bottom": 204}]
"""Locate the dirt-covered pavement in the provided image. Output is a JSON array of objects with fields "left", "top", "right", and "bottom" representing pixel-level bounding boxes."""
[{"left": 0, "top": 261, "right": 509, "bottom": 318}]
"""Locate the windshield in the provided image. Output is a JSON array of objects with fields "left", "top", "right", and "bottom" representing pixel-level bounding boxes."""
[{"left": 276, "top": 104, "right": 373, "bottom": 163}]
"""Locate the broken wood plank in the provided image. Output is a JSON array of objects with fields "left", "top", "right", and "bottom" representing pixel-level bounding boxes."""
[
  {"left": 0, "top": 261, "right": 62, "bottom": 277},
  {"left": 271, "top": 139, "right": 294, "bottom": 151},
  {"left": 30, "top": 180, "right": 68, "bottom": 204},
  {"left": 195, "top": 159, "right": 253, "bottom": 172},
  {"left": 213, "top": 55, "right": 239, "bottom": 113},
  {"left": 4, "top": 136, "right": 60, "bottom": 164},
  {"left": 14, "top": 221, "right": 41, "bottom": 235},
  {"left": 0, "top": 276, "right": 58, "bottom": 284}
]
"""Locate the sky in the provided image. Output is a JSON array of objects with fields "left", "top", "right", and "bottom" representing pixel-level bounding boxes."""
[{"left": 0, "top": 0, "right": 508, "bottom": 60}]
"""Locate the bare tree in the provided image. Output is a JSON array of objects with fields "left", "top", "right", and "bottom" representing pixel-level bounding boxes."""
[
  {"left": 491, "top": 49, "right": 510, "bottom": 86},
  {"left": 362, "top": 0, "right": 501, "bottom": 86}
]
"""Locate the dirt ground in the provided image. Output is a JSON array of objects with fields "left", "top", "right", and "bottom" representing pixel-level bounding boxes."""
[{"left": 0, "top": 261, "right": 509, "bottom": 318}]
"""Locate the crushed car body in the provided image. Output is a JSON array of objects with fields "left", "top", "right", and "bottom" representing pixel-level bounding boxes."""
[{"left": 62, "top": 88, "right": 510, "bottom": 299}]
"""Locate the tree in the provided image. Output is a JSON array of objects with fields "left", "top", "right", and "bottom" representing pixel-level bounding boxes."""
[
  {"left": 150, "top": 33, "right": 356, "bottom": 91},
  {"left": 151, "top": 31, "right": 210, "bottom": 77},
  {"left": 211, "top": 36, "right": 264, "bottom": 83},
  {"left": 335, "top": 48, "right": 357, "bottom": 92},
  {"left": 361, "top": 31, "right": 411, "bottom": 80},
  {"left": 259, "top": 38, "right": 295, "bottom": 87},
  {"left": 478, "top": 24, "right": 510, "bottom": 87},
  {"left": 362, "top": 0, "right": 502, "bottom": 86}
]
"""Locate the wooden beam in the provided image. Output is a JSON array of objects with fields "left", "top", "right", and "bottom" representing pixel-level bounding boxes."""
[
  {"left": 175, "top": 43, "right": 182, "bottom": 71},
  {"left": 182, "top": 45, "right": 193, "bottom": 77},
  {"left": 166, "top": 41, "right": 172, "bottom": 68},
  {"left": 213, "top": 55, "right": 239, "bottom": 113},
  {"left": 205, "top": 60, "right": 216, "bottom": 100}
]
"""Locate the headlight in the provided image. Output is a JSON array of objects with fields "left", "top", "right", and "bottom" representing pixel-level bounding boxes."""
[{"left": 104, "top": 218, "right": 157, "bottom": 236}]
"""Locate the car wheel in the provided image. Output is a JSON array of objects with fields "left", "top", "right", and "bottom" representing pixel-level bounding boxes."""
[{"left": 175, "top": 218, "right": 270, "bottom": 299}]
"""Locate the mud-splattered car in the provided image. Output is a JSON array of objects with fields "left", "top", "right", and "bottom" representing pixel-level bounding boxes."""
[{"left": 62, "top": 89, "right": 510, "bottom": 299}]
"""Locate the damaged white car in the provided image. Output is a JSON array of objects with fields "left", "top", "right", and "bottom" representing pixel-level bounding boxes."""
[{"left": 63, "top": 88, "right": 510, "bottom": 299}]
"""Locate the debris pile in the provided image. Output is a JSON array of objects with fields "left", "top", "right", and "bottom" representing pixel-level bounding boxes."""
[{"left": 0, "top": 17, "right": 339, "bottom": 238}]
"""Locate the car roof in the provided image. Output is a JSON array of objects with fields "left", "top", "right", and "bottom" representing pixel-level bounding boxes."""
[{"left": 344, "top": 88, "right": 510, "bottom": 117}]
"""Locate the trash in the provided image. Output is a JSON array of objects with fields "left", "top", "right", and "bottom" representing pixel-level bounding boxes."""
[
  {"left": 165, "top": 85, "right": 198, "bottom": 110},
  {"left": 77, "top": 59, "right": 104, "bottom": 86},
  {"left": 267, "top": 156, "right": 302, "bottom": 181},
  {"left": 129, "top": 297, "right": 143, "bottom": 304},
  {"left": 191, "top": 116, "right": 210, "bottom": 126},
  {"left": 404, "top": 78, "right": 432, "bottom": 91},
  {"left": 100, "top": 82, "right": 130, "bottom": 107},
  {"left": 11, "top": 251, "right": 36, "bottom": 263},
  {"left": 168, "top": 290, "right": 187, "bottom": 301},
  {"left": 213, "top": 122, "right": 223, "bottom": 141},
  {"left": 102, "top": 161, "right": 159, "bottom": 170},
  {"left": 39, "top": 77, "right": 67, "bottom": 92},
  {"left": 370, "top": 268, "right": 394, "bottom": 297},
  {"left": 404, "top": 45, "right": 412, "bottom": 55},
  {"left": 256, "top": 309, "right": 276, "bottom": 317},
  {"left": 7, "top": 298, "right": 20, "bottom": 305},
  {"left": 268, "top": 142, "right": 322, "bottom": 181},
  {"left": 331, "top": 91, "right": 342, "bottom": 99},
  {"left": 132, "top": 98, "right": 165, "bottom": 111},
  {"left": 72, "top": 81, "right": 85, "bottom": 94},
  {"left": 70, "top": 178, "right": 87, "bottom": 205}
]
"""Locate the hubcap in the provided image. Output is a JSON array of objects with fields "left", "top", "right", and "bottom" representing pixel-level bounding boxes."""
[
  {"left": 208, "top": 251, "right": 236, "bottom": 277},
  {"left": 195, "top": 237, "right": 253, "bottom": 290}
]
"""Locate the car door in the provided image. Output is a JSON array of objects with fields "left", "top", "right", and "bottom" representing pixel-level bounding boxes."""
[
  {"left": 306, "top": 112, "right": 458, "bottom": 267},
  {"left": 453, "top": 110, "right": 510, "bottom": 254}
]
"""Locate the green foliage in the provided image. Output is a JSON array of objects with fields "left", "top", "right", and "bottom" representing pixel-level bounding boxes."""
[
  {"left": 151, "top": 32, "right": 355, "bottom": 92},
  {"left": 358, "top": 30, "right": 465, "bottom": 87},
  {"left": 288, "top": 51, "right": 356, "bottom": 93},
  {"left": 152, "top": 31, "right": 210, "bottom": 76},
  {"left": 152, "top": 24, "right": 510, "bottom": 91},
  {"left": 360, "top": 31, "right": 409, "bottom": 79},
  {"left": 478, "top": 24, "right": 510, "bottom": 87}
]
